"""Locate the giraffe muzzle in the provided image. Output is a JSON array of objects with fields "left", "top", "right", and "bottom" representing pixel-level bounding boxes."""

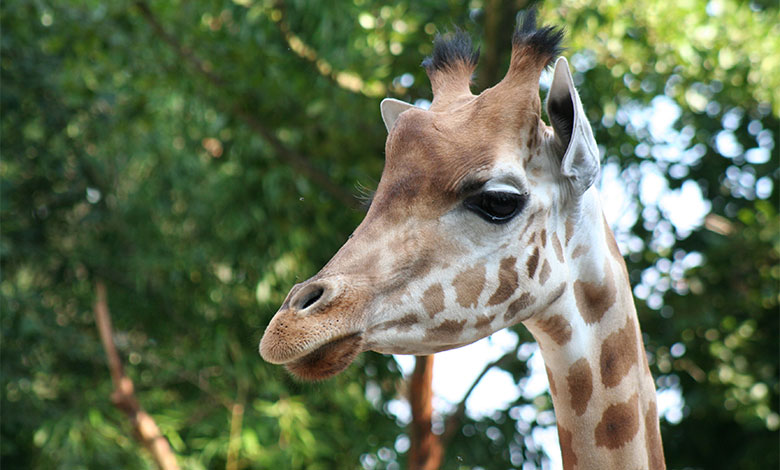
[{"left": 259, "top": 276, "right": 368, "bottom": 379}]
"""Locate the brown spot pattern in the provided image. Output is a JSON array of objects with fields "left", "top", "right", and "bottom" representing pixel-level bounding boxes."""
[
  {"left": 558, "top": 426, "right": 577, "bottom": 470},
  {"left": 504, "top": 293, "right": 535, "bottom": 322},
  {"left": 517, "top": 209, "right": 540, "bottom": 242},
  {"left": 526, "top": 247, "right": 540, "bottom": 279},
  {"left": 422, "top": 283, "right": 445, "bottom": 318},
  {"left": 452, "top": 263, "right": 486, "bottom": 308},
  {"left": 600, "top": 316, "right": 639, "bottom": 388},
  {"left": 526, "top": 126, "right": 536, "bottom": 149},
  {"left": 540, "top": 228, "right": 547, "bottom": 248},
  {"left": 645, "top": 400, "right": 666, "bottom": 470},
  {"left": 386, "top": 284, "right": 410, "bottom": 306},
  {"left": 571, "top": 244, "right": 587, "bottom": 259},
  {"left": 573, "top": 262, "right": 616, "bottom": 324},
  {"left": 539, "top": 259, "right": 551, "bottom": 286},
  {"left": 565, "top": 217, "right": 575, "bottom": 245},
  {"left": 603, "top": 216, "right": 622, "bottom": 259},
  {"left": 536, "top": 314, "right": 572, "bottom": 346},
  {"left": 372, "top": 313, "right": 419, "bottom": 332},
  {"left": 488, "top": 257, "right": 518, "bottom": 306},
  {"left": 398, "top": 243, "right": 435, "bottom": 280},
  {"left": 552, "top": 234, "right": 564, "bottom": 263},
  {"left": 567, "top": 358, "right": 593, "bottom": 416},
  {"left": 595, "top": 393, "right": 640, "bottom": 449},
  {"left": 424, "top": 319, "right": 467, "bottom": 342},
  {"left": 546, "top": 366, "right": 557, "bottom": 396},
  {"left": 474, "top": 314, "right": 495, "bottom": 331}
]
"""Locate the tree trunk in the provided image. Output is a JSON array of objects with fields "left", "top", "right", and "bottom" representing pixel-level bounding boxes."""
[
  {"left": 477, "top": 0, "right": 530, "bottom": 92},
  {"left": 408, "top": 355, "right": 443, "bottom": 470}
]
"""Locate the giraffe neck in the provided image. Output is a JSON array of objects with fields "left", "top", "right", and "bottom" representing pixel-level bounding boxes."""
[{"left": 523, "top": 190, "right": 665, "bottom": 470}]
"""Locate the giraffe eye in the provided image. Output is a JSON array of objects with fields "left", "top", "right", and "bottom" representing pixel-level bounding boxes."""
[{"left": 464, "top": 191, "right": 526, "bottom": 224}]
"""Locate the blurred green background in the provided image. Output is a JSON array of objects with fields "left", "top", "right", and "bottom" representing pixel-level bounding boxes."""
[{"left": 1, "top": 0, "right": 778, "bottom": 469}]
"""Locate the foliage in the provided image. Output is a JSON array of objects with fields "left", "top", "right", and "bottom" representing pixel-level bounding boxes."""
[{"left": 1, "top": 0, "right": 777, "bottom": 469}]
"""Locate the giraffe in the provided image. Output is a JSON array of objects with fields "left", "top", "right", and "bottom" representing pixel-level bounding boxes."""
[{"left": 260, "top": 10, "right": 665, "bottom": 470}]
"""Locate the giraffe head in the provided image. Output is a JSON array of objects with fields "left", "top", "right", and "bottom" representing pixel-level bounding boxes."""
[{"left": 260, "top": 11, "right": 601, "bottom": 380}]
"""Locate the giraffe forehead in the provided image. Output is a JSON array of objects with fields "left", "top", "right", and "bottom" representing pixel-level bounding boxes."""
[
  {"left": 383, "top": 114, "right": 497, "bottom": 193},
  {"left": 380, "top": 103, "right": 540, "bottom": 197}
]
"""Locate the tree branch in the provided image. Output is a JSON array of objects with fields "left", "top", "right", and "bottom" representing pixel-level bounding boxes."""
[
  {"left": 269, "top": 0, "right": 384, "bottom": 97},
  {"left": 225, "top": 391, "right": 246, "bottom": 470},
  {"left": 441, "top": 349, "right": 516, "bottom": 445},
  {"left": 408, "top": 355, "right": 443, "bottom": 470},
  {"left": 133, "top": 1, "right": 360, "bottom": 210},
  {"left": 94, "top": 280, "right": 180, "bottom": 470}
]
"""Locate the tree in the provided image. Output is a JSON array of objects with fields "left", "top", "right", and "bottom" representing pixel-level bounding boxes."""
[{"left": 1, "top": 0, "right": 777, "bottom": 469}]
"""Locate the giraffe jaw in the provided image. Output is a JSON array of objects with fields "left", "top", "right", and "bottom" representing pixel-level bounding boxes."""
[{"left": 279, "top": 333, "right": 365, "bottom": 381}]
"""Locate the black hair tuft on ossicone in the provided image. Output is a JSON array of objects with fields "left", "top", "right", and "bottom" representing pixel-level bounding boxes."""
[
  {"left": 512, "top": 8, "right": 565, "bottom": 66},
  {"left": 421, "top": 27, "right": 480, "bottom": 72}
]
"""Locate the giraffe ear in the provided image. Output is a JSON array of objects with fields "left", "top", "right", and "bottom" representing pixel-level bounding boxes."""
[
  {"left": 380, "top": 98, "right": 415, "bottom": 132},
  {"left": 546, "top": 57, "right": 600, "bottom": 196}
]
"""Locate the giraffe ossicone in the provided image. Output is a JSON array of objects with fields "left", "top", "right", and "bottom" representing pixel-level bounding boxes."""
[{"left": 260, "top": 9, "right": 665, "bottom": 469}]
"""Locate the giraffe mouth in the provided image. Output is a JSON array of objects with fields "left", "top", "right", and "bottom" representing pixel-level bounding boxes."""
[{"left": 284, "top": 333, "right": 364, "bottom": 381}]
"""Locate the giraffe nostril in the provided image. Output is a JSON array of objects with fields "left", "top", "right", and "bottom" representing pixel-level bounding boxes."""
[{"left": 297, "top": 286, "right": 325, "bottom": 311}]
